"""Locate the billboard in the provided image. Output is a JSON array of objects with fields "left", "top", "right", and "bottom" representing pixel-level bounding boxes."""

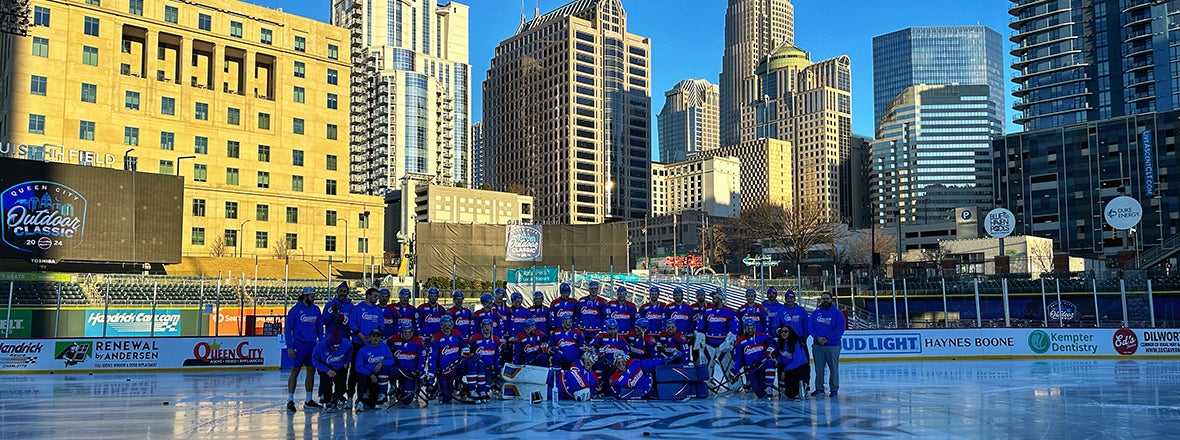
[
  {"left": 84, "top": 309, "right": 182, "bottom": 337},
  {"left": 0, "top": 337, "right": 277, "bottom": 373},
  {"left": 505, "top": 224, "right": 543, "bottom": 261},
  {"left": 0, "top": 157, "right": 182, "bottom": 263},
  {"left": 839, "top": 328, "right": 1180, "bottom": 360}
]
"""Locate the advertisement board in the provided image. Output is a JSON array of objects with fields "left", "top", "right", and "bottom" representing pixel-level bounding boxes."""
[
  {"left": 0, "top": 157, "right": 183, "bottom": 263},
  {"left": 0, "top": 309, "right": 33, "bottom": 338},
  {"left": 83, "top": 309, "right": 182, "bottom": 337},
  {"left": 505, "top": 224, "right": 543, "bottom": 262},
  {"left": 507, "top": 266, "right": 559, "bottom": 284},
  {"left": 839, "top": 328, "right": 1180, "bottom": 360},
  {"left": 0, "top": 337, "right": 277, "bottom": 373}
]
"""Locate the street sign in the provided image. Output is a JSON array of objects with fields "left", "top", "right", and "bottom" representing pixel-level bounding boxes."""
[
  {"left": 742, "top": 254, "right": 780, "bottom": 267},
  {"left": 1104, "top": 196, "right": 1143, "bottom": 230},
  {"left": 984, "top": 208, "right": 1016, "bottom": 239}
]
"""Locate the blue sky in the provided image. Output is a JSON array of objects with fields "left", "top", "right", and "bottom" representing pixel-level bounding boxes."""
[{"left": 245, "top": 0, "right": 1015, "bottom": 147}]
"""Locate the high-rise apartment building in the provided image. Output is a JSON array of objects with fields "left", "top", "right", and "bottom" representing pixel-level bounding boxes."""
[
  {"left": 0, "top": 0, "right": 384, "bottom": 261},
  {"left": 331, "top": 0, "right": 471, "bottom": 195},
  {"left": 470, "top": 121, "right": 484, "bottom": 187},
  {"left": 871, "top": 85, "right": 1004, "bottom": 233},
  {"left": 1009, "top": 0, "right": 1178, "bottom": 131},
  {"left": 651, "top": 156, "right": 740, "bottom": 218},
  {"left": 484, "top": 0, "right": 652, "bottom": 224},
  {"left": 658, "top": 79, "right": 720, "bottom": 163},
  {"left": 718, "top": 0, "right": 794, "bottom": 147},
  {"left": 872, "top": 26, "right": 1004, "bottom": 131}
]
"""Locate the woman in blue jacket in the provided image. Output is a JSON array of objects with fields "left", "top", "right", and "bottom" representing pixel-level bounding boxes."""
[{"left": 774, "top": 325, "right": 809, "bottom": 400}]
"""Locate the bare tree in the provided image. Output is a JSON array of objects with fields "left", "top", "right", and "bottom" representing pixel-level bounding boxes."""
[
  {"left": 696, "top": 224, "right": 730, "bottom": 266},
  {"left": 842, "top": 226, "right": 899, "bottom": 267},
  {"left": 727, "top": 203, "right": 834, "bottom": 271},
  {"left": 1028, "top": 239, "right": 1054, "bottom": 274},
  {"left": 208, "top": 236, "right": 228, "bottom": 257},
  {"left": 920, "top": 242, "right": 951, "bottom": 272},
  {"left": 271, "top": 239, "right": 293, "bottom": 260}
]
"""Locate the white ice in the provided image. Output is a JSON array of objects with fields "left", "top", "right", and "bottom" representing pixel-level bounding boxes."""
[{"left": 0, "top": 359, "right": 1176, "bottom": 439}]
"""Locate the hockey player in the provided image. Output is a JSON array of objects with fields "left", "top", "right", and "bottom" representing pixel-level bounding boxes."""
[
  {"left": 699, "top": 291, "right": 739, "bottom": 389},
  {"left": 550, "top": 283, "right": 578, "bottom": 325},
  {"left": 392, "top": 288, "right": 417, "bottom": 333},
  {"left": 638, "top": 286, "right": 665, "bottom": 333},
  {"left": 549, "top": 315, "right": 587, "bottom": 369},
  {"left": 285, "top": 286, "right": 322, "bottom": 411},
  {"left": 349, "top": 288, "right": 384, "bottom": 402},
  {"left": 448, "top": 290, "right": 474, "bottom": 340},
  {"left": 779, "top": 290, "right": 811, "bottom": 391},
  {"left": 736, "top": 289, "right": 769, "bottom": 333},
  {"left": 430, "top": 316, "right": 464, "bottom": 404},
  {"left": 529, "top": 291, "right": 550, "bottom": 334},
  {"left": 354, "top": 329, "right": 394, "bottom": 412},
  {"left": 321, "top": 282, "right": 352, "bottom": 341},
  {"left": 507, "top": 292, "right": 532, "bottom": 338},
  {"left": 312, "top": 331, "right": 352, "bottom": 411},
  {"left": 690, "top": 288, "right": 710, "bottom": 364},
  {"left": 809, "top": 292, "right": 846, "bottom": 398},
  {"left": 387, "top": 322, "right": 428, "bottom": 406},
  {"left": 457, "top": 346, "right": 488, "bottom": 402},
  {"left": 493, "top": 288, "right": 512, "bottom": 331},
  {"left": 610, "top": 354, "right": 665, "bottom": 400},
  {"left": 591, "top": 319, "right": 629, "bottom": 395},
  {"left": 513, "top": 318, "right": 549, "bottom": 367},
  {"left": 732, "top": 318, "right": 774, "bottom": 399},
  {"left": 606, "top": 287, "right": 637, "bottom": 334},
  {"left": 655, "top": 319, "right": 690, "bottom": 365},
  {"left": 470, "top": 318, "right": 502, "bottom": 400},
  {"left": 550, "top": 359, "right": 599, "bottom": 401},
  {"left": 577, "top": 281, "right": 607, "bottom": 339},
  {"left": 472, "top": 293, "right": 502, "bottom": 337},
  {"left": 773, "top": 325, "right": 810, "bottom": 400},
  {"left": 379, "top": 289, "right": 397, "bottom": 337},
  {"left": 665, "top": 287, "right": 694, "bottom": 334},
  {"left": 627, "top": 318, "right": 658, "bottom": 360},
  {"left": 762, "top": 287, "right": 785, "bottom": 332},
  {"left": 416, "top": 287, "right": 446, "bottom": 342}
]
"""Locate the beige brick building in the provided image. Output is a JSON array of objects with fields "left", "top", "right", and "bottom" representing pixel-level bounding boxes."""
[{"left": 651, "top": 155, "right": 741, "bottom": 218}]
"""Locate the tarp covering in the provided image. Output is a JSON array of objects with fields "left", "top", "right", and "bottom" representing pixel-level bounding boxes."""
[{"left": 416, "top": 223, "right": 628, "bottom": 281}]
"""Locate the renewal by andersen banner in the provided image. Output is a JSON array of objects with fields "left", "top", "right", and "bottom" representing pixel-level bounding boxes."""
[{"left": 0, "top": 337, "right": 278, "bottom": 373}]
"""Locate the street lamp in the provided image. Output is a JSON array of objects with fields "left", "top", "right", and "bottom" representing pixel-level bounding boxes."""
[
  {"left": 238, "top": 219, "right": 250, "bottom": 258},
  {"left": 175, "top": 155, "right": 196, "bottom": 176},
  {"left": 123, "top": 148, "right": 136, "bottom": 171}
]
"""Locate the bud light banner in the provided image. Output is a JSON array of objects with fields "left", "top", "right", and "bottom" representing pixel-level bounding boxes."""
[
  {"left": 83, "top": 309, "right": 182, "bottom": 337},
  {"left": 505, "top": 224, "right": 543, "bottom": 262}
]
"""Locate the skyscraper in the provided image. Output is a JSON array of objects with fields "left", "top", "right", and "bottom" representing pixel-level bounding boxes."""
[
  {"left": 332, "top": 0, "right": 471, "bottom": 195},
  {"left": 718, "top": 0, "right": 794, "bottom": 147},
  {"left": 484, "top": 0, "right": 651, "bottom": 224},
  {"left": 658, "top": 79, "right": 720, "bottom": 163},
  {"left": 1008, "top": 1, "right": 1178, "bottom": 131},
  {"left": 470, "top": 121, "right": 485, "bottom": 187},
  {"left": 872, "top": 26, "right": 1004, "bottom": 132}
]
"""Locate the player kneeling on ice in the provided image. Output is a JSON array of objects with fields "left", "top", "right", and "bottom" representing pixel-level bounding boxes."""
[
  {"left": 550, "top": 359, "right": 599, "bottom": 401},
  {"left": 467, "top": 319, "right": 502, "bottom": 401},
  {"left": 431, "top": 315, "right": 465, "bottom": 403},
  {"left": 312, "top": 331, "right": 352, "bottom": 411},
  {"left": 609, "top": 354, "right": 665, "bottom": 400},
  {"left": 354, "top": 329, "right": 394, "bottom": 412},
  {"left": 387, "top": 322, "right": 428, "bottom": 406},
  {"left": 773, "top": 325, "right": 809, "bottom": 400},
  {"left": 733, "top": 318, "right": 775, "bottom": 399}
]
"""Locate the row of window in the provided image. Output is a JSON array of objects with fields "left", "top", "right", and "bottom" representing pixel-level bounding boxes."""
[
  {"left": 190, "top": 228, "right": 369, "bottom": 253},
  {"left": 26, "top": 112, "right": 338, "bottom": 142},
  {"left": 191, "top": 202, "right": 369, "bottom": 227}
]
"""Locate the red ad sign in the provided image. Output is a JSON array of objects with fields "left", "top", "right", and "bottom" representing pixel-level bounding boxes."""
[{"left": 1113, "top": 328, "right": 1138, "bottom": 356}]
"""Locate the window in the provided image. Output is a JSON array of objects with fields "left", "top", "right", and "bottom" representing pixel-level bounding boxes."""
[
  {"left": 225, "top": 202, "right": 238, "bottom": 219},
  {"left": 257, "top": 171, "right": 270, "bottom": 188},
  {"left": 30, "top": 75, "right": 46, "bottom": 96},
  {"left": 255, "top": 231, "right": 268, "bottom": 249},
  {"left": 191, "top": 227, "right": 205, "bottom": 246},
  {"left": 325, "top": 236, "right": 337, "bottom": 252},
  {"left": 82, "top": 46, "right": 99, "bottom": 66},
  {"left": 293, "top": 118, "right": 304, "bottom": 135},
  {"left": 294, "top": 62, "right": 305, "bottom": 78},
  {"left": 328, "top": 69, "right": 338, "bottom": 85},
  {"left": 256, "top": 204, "right": 269, "bottom": 221},
  {"left": 159, "top": 159, "right": 174, "bottom": 175},
  {"left": 198, "top": 13, "right": 211, "bottom": 31},
  {"left": 358, "top": 238, "right": 369, "bottom": 254},
  {"left": 358, "top": 212, "right": 370, "bottom": 229},
  {"left": 84, "top": 17, "right": 99, "bottom": 36},
  {"left": 230, "top": 21, "right": 242, "bottom": 38},
  {"left": 286, "top": 207, "right": 299, "bottom": 223},
  {"left": 292, "top": 175, "right": 303, "bottom": 192},
  {"left": 227, "top": 107, "right": 240, "bottom": 125},
  {"left": 195, "top": 102, "right": 209, "bottom": 120},
  {"left": 194, "top": 136, "right": 208, "bottom": 154},
  {"left": 326, "top": 155, "right": 338, "bottom": 171},
  {"left": 125, "top": 91, "right": 140, "bottom": 110},
  {"left": 326, "top": 124, "right": 338, "bottom": 140},
  {"left": 32, "top": 37, "right": 49, "bottom": 57},
  {"left": 124, "top": 127, "right": 139, "bottom": 146},
  {"left": 81, "top": 83, "right": 97, "bottom": 103},
  {"left": 226, "top": 168, "right": 239, "bottom": 185},
  {"left": 87, "top": 0, "right": 101, "bottom": 5},
  {"left": 257, "top": 145, "right": 270, "bottom": 162},
  {"left": 28, "top": 114, "right": 46, "bottom": 135},
  {"left": 292, "top": 150, "right": 304, "bottom": 166},
  {"left": 161, "top": 97, "right": 176, "bottom": 115},
  {"left": 164, "top": 6, "right": 178, "bottom": 23},
  {"left": 258, "top": 112, "right": 270, "bottom": 130},
  {"left": 224, "top": 230, "right": 237, "bottom": 248},
  {"left": 294, "top": 36, "right": 306, "bottom": 52},
  {"left": 285, "top": 234, "right": 298, "bottom": 250},
  {"left": 293, "top": 86, "right": 305, "bottom": 103},
  {"left": 33, "top": 6, "right": 49, "bottom": 27},
  {"left": 328, "top": 44, "right": 339, "bottom": 59},
  {"left": 79, "top": 121, "right": 95, "bottom": 140},
  {"left": 192, "top": 199, "right": 206, "bottom": 217},
  {"left": 160, "top": 131, "right": 175, "bottom": 150},
  {"left": 326, "top": 179, "right": 337, "bottom": 195},
  {"left": 326, "top": 210, "right": 337, "bottom": 226},
  {"left": 227, "top": 140, "right": 240, "bottom": 158},
  {"left": 327, "top": 93, "right": 338, "bottom": 109},
  {"left": 260, "top": 29, "right": 272, "bottom": 45},
  {"left": 193, "top": 164, "right": 207, "bottom": 182},
  {"left": 129, "top": 0, "right": 143, "bottom": 15}
]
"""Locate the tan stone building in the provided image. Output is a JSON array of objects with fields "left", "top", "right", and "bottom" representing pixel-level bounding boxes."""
[
  {"left": 651, "top": 156, "right": 740, "bottom": 218},
  {"left": 0, "top": 0, "right": 384, "bottom": 263},
  {"left": 695, "top": 138, "right": 794, "bottom": 212}
]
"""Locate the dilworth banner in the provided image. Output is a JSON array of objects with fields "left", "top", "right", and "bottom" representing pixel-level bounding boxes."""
[{"left": 0, "top": 336, "right": 278, "bottom": 373}]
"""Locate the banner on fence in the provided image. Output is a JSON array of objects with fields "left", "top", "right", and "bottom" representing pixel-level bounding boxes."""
[
  {"left": 506, "top": 266, "right": 559, "bottom": 284},
  {"left": 0, "top": 309, "right": 33, "bottom": 338},
  {"left": 840, "top": 328, "right": 1180, "bottom": 359},
  {"left": 575, "top": 272, "right": 641, "bottom": 283},
  {"left": 0, "top": 336, "right": 278, "bottom": 373},
  {"left": 84, "top": 309, "right": 182, "bottom": 337}
]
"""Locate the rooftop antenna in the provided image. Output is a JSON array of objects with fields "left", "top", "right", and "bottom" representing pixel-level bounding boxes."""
[
  {"left": 521, "top": 0, "right": 526, "bottom": 25},
  {"left": 535, "top": 0, "right": 540, "bottom": 19}
]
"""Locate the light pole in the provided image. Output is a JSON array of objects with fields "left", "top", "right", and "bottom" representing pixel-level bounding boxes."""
[
  {"left": 341, "top": 218, "right": 349, "bottom": 264},
  {"left": 123, "top": 148, "right": 136, "bottom": 171},
  {"left": 238, "top": 219, "right": 250, "bottom": 258},
  {"left": 175, "top": 155, "right": 196, "bottom": 176}
]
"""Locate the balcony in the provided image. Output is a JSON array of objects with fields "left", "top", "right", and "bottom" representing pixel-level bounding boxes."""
[
  {"left": 1124, "top": 28, "right": 1153, "bottom": 43},
  {"left": 1009, "top": 6, "right": 1070, "bottom": 30},
  {"left": 1122, "top": 0, "right": 1153, "bottom": 13},
  {"left": 1127, "top": 91, "right": 1154, "bottom": 102},
  {"left": 1012, "top": 48, "right": 1080, "bottom": 69},
  {"left": 1009, "top": 0, "right": 1055, "bottom": 15},
  {"left": 1125, "top": 58, "right": 1153, "bottom": 72},
  {"left": 1009, "top": 20, "right": 1071, "bottom": 43},
  {"left": 1127, "top": 75, "right": 1155, "bottom": 88}
]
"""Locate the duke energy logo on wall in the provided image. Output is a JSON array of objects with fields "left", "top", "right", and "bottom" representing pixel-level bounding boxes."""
[{"left": 1, "top": 181, "right": 87, "bottom": 254}]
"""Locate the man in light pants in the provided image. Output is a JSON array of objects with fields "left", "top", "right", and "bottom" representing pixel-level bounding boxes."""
[{"left": 808, "top": 292, "right": 846, "bottom": 397}]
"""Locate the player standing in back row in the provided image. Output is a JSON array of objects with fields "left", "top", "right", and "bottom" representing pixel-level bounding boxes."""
[{"left": 285, "top": 287, "right": 322, "bottom": 411}]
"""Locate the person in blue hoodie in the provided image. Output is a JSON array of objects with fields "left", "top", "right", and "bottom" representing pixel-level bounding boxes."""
[
  {"left": 285, "top": 286, "right": 322, "bottom": 411},
  {"left": 312, "top": 331, "right": 352, "bottom": 411},
  {"left": 354, "top": 329, "right": 394, "bottom": 412},
  {"left": 808, "top": 292, "right": 846, "bottom": 397},
  {"left": 773, "top": 325, "right": 809, "bottom": 401},
  {"left": 778, "top": 290, "right": 811, "bottom": 392},
  {"left": 349, "top": 288, "right": 384, "bottom": 402}
]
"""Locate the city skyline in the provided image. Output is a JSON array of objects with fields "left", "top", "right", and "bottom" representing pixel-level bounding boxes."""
[{"left": 243, "top": 0, "right": 1015, "bottom": 159}]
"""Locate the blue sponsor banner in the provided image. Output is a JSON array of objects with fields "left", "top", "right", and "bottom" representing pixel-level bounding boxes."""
[
  {"left": 84, "top": 309, "right": 182, "bottom": 337},
  {"left": 840, "top": 332, "right": 923, "bottom": 354},
  {"left": 1143, "top": 129, "right": 1155, "bottom": 196},
  {"left": 575, "top": 273, "right": 641, "bottom": 283},
  {"left": 506, "top": 266, "right": 559, "bottom": 284}
]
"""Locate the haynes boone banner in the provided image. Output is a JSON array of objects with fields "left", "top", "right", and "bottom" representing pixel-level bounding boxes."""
[{"left": 0, "top": 337, "right": 277, "bottom": 373}]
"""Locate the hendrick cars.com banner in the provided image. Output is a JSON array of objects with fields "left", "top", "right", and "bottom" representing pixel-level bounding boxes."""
[
  {"left": 839, "top": 328, "right": 1180, "bottom": 360},
  {"left": 0, "top": 337, "right": 277, "bottom": 373}
]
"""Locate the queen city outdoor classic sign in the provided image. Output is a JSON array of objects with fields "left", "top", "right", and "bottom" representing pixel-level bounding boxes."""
[{"left": 1, "top": 181, "right": 87, "bottom": 255}]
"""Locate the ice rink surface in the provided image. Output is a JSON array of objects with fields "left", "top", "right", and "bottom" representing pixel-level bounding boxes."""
[{"left": 1, "top": 359, "right": 1178, "bottom": 439}]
